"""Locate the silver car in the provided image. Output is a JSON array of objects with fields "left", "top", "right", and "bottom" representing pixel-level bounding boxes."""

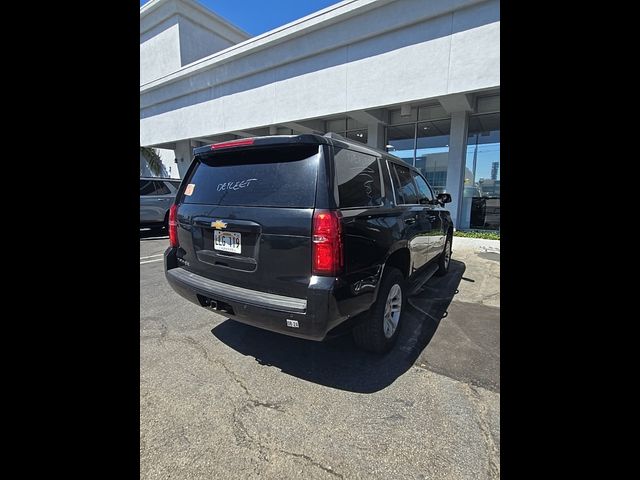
[{"left": 140, "top": 177, "right": 181, "bottom": 230}]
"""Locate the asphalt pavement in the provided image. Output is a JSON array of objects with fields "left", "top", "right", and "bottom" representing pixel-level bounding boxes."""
[{"left": 140, "top": 230, "right": 500, "bottom": 479}]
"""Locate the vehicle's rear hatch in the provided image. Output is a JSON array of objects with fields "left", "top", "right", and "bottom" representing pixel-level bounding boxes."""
[{"left": 175, "top": 141, "right": 321, "bottom": 300}]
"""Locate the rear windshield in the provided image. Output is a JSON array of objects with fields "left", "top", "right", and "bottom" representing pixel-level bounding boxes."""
[{"left": 182, "top": 144, "right": 320, "bottom": 207}]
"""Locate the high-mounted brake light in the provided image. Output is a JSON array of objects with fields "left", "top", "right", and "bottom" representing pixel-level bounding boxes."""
[
  {"left": 312, "top": 210, "right": 343, "bottom": 276},
  {"left": 211, "top": 138, "right": 255, "bottom": 150},
  {"left": 169, "top": 204, "right": 179, "bottom": 247}
]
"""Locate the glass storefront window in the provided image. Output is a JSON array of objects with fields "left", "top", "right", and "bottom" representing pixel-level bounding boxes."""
[
  {"left": 386, "top": 124, "right": 415, "bottom": 165},
  {"left": 415, "top": 119, "right": 450, "bottom": 194},
  {"left": 384, "top": 99, "right": 499, "bottom": 230},
  {"left": 386, "top": 113, "right": 451, "bottom": 194},
  {"left": 461, "top": 112, "right": 500, "bottom": 230}
]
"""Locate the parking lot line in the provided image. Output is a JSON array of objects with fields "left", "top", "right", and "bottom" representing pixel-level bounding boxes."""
[
  {"left": 140, "top": 258, "right": 164, "bottom": 265},
  {"left": 140, "top": 254, "right": 164, "bottom": 260}
]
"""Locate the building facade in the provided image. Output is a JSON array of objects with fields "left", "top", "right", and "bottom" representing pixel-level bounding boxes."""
[{"left": 140, "top": 0, "right": 500, "bottom": 230}]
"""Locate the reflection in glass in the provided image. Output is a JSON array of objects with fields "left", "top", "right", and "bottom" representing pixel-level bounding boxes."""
[
  {"left": 392, "top": 163, "right": 419, "bottom": 204},
  {"left": 415, "top": 119, "right": 450, "bottom": 194},
  {"left": 462, "top": 113, "right": 500, "bottom": 230},
  {"left": 386, "top": 124, "right": 415, "bottom": 165}
]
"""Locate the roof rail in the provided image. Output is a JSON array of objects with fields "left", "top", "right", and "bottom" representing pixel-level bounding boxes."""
[{"left": 323, "top": 132, "right": 347, "bottom": 140}]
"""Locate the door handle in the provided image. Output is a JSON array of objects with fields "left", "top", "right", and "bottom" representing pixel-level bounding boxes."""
[
  {"left": 404, "top": 218, "right": 416, "bottom": 225},
  {"left": 427, "top": 215, "right": 436, "bottom": 221}
]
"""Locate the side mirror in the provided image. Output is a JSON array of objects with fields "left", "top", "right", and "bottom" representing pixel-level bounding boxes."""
[
  {"left": 436, "top": 193, "right": 452, "bottom": 204},
  {"left": 419, "top": 197, "right": 429, "bottom": 205}
]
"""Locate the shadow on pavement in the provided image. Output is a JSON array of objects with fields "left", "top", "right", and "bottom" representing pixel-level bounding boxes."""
[{"left": 211, "top": 260, "right": 466, "bottom": 393}]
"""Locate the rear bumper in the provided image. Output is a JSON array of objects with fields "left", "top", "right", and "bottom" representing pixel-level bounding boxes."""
[{"left": 164, "top": 249, "right": 347, "bottom": 341}]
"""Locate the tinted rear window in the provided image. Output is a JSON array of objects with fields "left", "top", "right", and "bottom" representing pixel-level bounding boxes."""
[
  {"left": 335, "top": 148, "right": 383, "bottom": 208},
  {"left": 182, "top": 145, "right": 320, "bottom": 207}
]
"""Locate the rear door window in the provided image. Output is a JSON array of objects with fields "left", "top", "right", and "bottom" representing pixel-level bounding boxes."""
[
  {"left": 391, "top": 163, "right": 419, "bottom": 204},
  {"left": 335, "top": 149, "right": 383, "bottom": 208},
  {"left": 182, "top": 144, "right": 320, "bottom": 207}
]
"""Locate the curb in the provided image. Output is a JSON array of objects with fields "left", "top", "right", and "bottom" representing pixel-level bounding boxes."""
[{"left": 452, "top": 237, "right": 500, "bottom": 253}]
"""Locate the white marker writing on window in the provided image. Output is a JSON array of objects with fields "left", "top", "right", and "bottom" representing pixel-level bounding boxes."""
[{"left": 217, "top": 178, "right": 258, "bottom": 192}]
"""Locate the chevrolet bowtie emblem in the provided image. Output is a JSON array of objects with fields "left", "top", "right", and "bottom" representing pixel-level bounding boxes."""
[{"left": 211, "top": 220, "right": 228, "bottom": 229}]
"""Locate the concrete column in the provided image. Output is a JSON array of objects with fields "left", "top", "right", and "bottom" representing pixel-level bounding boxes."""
[
  {"left": 367, "top": 123, "right": 386, "bottom": 150},
  {"left": 174, "top": 140, "right": 195, "bottom": 178},
  {"left": 444, "top": 111, "right": 469, "bottom": 229}
]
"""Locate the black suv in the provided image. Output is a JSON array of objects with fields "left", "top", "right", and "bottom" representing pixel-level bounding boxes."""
[{"left": 165, "top": 134, "right": 453, "bottom": 352}]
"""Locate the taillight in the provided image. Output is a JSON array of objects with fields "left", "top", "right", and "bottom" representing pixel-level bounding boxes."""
[
  {"left": 211, "top": 138, "right": 254, "bottom": 150},
  {"left": 169, "top": 204, "right": 179, "bottom": 247},
  {"left": 312, "top": 210, "right": 343, "bottom": 276}
]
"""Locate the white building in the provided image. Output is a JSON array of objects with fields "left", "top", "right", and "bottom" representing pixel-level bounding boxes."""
[{"left": 140, "top": 0, "right": 500, "bottom": 229}]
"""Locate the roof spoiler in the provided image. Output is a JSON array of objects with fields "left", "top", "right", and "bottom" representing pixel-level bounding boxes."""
[{"left": 192, "top": 134, "right": 328, "bottom": 156}]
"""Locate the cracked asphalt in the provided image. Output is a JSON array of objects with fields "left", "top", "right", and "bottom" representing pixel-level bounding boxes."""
[{"left": 140, "top": 231, "right": 500, "bottom": 479}]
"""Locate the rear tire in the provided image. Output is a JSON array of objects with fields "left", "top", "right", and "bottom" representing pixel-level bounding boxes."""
[
  {"left": 352, "top": 267, "right": 405, "bottom": 353},
  {"left": 436, "top": 234, "right": 452, "bottom": 276}
]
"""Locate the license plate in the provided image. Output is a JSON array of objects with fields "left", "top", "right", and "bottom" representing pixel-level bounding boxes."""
[{"left": 214, "top": 230, "right": 241, "bottom": 254}]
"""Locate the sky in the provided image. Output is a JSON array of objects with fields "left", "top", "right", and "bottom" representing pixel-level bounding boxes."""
[{"left": 140, "top": 0, "right": 342, "bottom": 36}]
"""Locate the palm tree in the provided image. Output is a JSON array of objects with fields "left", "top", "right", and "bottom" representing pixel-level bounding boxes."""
[{"left": 140, "top": 146, "right": 164, "bottom": 176}]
